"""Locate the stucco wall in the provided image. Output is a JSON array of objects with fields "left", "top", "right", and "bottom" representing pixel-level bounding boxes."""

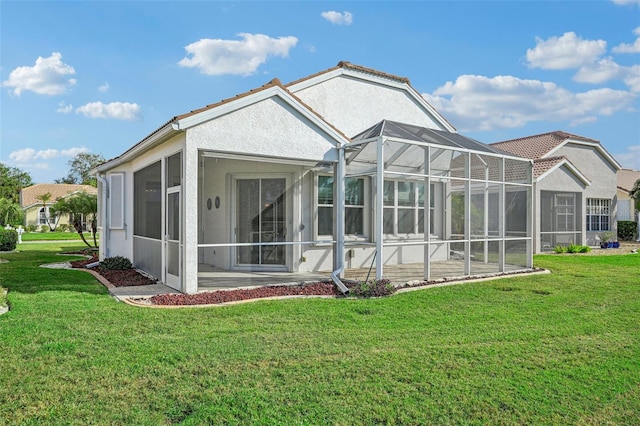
[
  {"left": 292, "top": 75, "right": 445, "bottom": 137},
  {"left": 188, "top": 96, "right": 338, "bottom": 163}
]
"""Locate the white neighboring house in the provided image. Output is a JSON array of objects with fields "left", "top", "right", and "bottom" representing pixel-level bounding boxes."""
[
  {"left": 93, "top": 62, "right": 534, "bottom": 294},
  {"left": 617, "top": 169, "right": 640, "bottom": 221},
  {"left": 491, "top": 131, "right": 621, "bottom": 252}
]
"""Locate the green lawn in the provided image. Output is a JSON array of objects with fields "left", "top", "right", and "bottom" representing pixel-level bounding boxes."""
[
  {"left": 1, "top": 244, "right": 639, "bottom": 424},
  {"left": 20, "top": 231, "right": 98, "bottom": 242}
]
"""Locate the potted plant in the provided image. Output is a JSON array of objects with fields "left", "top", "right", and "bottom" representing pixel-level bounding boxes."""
[{"left": 599, "top": 231, "right": 616, "bottom": 249}]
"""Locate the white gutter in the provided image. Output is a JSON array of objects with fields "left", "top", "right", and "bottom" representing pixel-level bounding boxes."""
[
  {"left": 331, "top": 146, "right": 349, "bottom": 294},
  {"left": 96, "top": 173, "right": 109, "bottom": 258}
]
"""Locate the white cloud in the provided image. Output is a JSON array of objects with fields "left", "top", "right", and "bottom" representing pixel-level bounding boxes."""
[
  {"left": 623, "top": 65, "right": 640, "bottom": 92},
  {"left": 178, "top": 33, "right": 298, "bottom": 76},
  {"left": 57, "top": 101, "right": 73, "bottom": 114},
  {"left": 98, "top": 81, "right": 110, "bottom": 92},
  {"left": 613, "top": 26, "right": 640, "bottom": 53},
  {"left": 612, "top": 0, "right": 640, "bottom": 6},
  {"left": 321, "top": 11, "right": 353, "bottom": 25},
  {"left": 75, "top": 101, "right": 141, "bottom": 120},
  {"left": 526, "top": 32, "right": 606, "bottom": 70},
  {"left": 1, "top": 52, "right": 77, "bottom": 96},
  {"left": 573, "top": 57, "right": 625, "bottom": 84},
  {"left": 423, "top": 74, "right": 637, "bottom": 132},
  {"left": 614, "top": 145, "right": 640, "bottom": 169},
  {"left": 8, "top": 146, "right": 89, "bottom": 164}
]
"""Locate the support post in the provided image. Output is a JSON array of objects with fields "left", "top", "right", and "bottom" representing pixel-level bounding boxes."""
[{"left": 375, "top": 137, "right": 384, "bottom": 279}]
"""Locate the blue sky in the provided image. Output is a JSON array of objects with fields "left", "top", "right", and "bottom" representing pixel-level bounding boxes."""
[{"left": 2, "top": 0, "right": 639, "bottom": 184}]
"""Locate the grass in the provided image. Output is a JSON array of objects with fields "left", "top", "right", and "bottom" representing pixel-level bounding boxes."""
[
  {"left": 20, "top": 231, "right": 98, "bottom": 242},
  {"left": 0, "top": 244, "right": 639, "bottom": 424}
]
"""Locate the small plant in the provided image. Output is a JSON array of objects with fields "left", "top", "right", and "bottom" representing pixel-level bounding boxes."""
[
  {"left": 349, "top": 278, "right": 395, "bottom": 298},
  {"left": 101, "top": 256, "right": 133, "bottom": 270},
  {"left": 0, "top": 228, "right": 18, "bottom": 251},
  {"left": 578, "top": 245, "right": 591, "bottom": 253},
  {"left": 599, "top": 231, "right": 616, "bottom": 243},
  {"left": 567, "top": 243, "right": 581, "bottom": 253},
  {"left": 553, "top": 245, "right": 567, "bottom": 253},
  {"left": 26, "top": 224, "right": 38, "bottom": 233}
]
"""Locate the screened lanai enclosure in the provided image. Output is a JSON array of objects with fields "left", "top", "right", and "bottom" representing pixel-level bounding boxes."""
[{"left": 194, "top": 120, "right": 533, "bottom": 291}]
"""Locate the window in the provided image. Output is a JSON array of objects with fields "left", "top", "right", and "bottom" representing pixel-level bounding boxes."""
[
  {"left": 383, "top": 180, "right": 427, "bottom": 235},
  {"left": 555, "top": 194, "right": 575, "bottom": 232},
  {"left": 586, "top": 198, "right": 610, "bottom": 232},
  {"left": 317, "top": 175, "right": 364, "bottom": 236},
  {"left": 134, "top": 162, "right": 162, "bottom": 239},
  {"left": 39, "top": 207, "right": 47, "bottom": 225}
]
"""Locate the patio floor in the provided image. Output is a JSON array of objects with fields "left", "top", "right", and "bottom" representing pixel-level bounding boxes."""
[{"left": 197, "top": 260, "right": 529, "bottom": 292}]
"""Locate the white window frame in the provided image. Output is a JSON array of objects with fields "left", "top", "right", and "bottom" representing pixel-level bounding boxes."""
[
  {"left": 383, "top": 179, "right": 427, "bottom": 236},
  {"left": 555, "top": 194, "right": 575, "bottom": 232},
  {"left": 586, "top": 198, "right": 610, "bottom": 232},
  {"left": 315, "top": 174, "right": 368, "bottom": 240}
]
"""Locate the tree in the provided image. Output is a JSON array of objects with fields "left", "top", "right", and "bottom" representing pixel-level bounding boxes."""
[
  {"left": 52, "top": 192, "right": 98, "bottom": 248},
  {"left": 631, "top": 178, "right": 640, "bottom": 212},
  {"left": 0, "top": 198, "right": 24, "bottom": 227},
  {"left": 35, "top": 192, "right": 59, "bottom": 231},
  {"left": 55, "top": 152, "right": 105, "bottom": 187},
  {"left": 0, "top": 163, "right": 33, "bottom": 204}
]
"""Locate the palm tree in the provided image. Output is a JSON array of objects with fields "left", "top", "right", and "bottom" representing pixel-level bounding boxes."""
[
  {"left": 0, "top": 198, "right": 24, "bottom": 227},
  {"left": 52, "top": 192, "right": 98, "bottom": 248},
  {"left": 35, "top": 192, "right": 59, "bottom": 231}
]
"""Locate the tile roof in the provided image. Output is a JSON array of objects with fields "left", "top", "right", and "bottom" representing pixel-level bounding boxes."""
[
  {"left": 490, "top": 130, "right": 600, "bottom": 160},
  {"left": 286, "top": 61, "right": 411, "bottom": 87},
  {"left": 532, "top": 156, "right": 566, "bottom": 177},
  {"left": 617, "top": 168, "right": 640, "bottom": 192},
  {"left": 20, "top": 184, "right": 97, "bottom": 208}
]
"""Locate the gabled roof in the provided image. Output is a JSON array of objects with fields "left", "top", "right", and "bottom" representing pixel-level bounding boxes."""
[
  {"left": 20, "top": 184, "right": 97, "bottom": 209},
  {"left": 533, "top": 156, "right": 591, "bottom": 185},
  {"left": 352, "top": 120, "right": 501, "bottom": 155},
  {"left": 490, "top": 130, "right": 621, "bottom": 171},
  {"left": 286, "top": 61, "right": 456, "bottom": 133},
  {"left": 617, "top": 168, "right": 640, "bottom": 192},
  {"left": 94, "top": 77, "right": 351, "bottom": 173}
]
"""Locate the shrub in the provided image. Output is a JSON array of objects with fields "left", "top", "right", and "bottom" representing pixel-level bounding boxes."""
[
  {"left": 0, "top": 228, "right": 18, "bottom": 251},
  {"left": 39, "top": 226, "right": 49, "bottom": 233},
  {"left": 26, "top": 225, "right": 38, "bottom": 233},
  {"left": 618, "top": 221, "right": 638, "bottom": 241},
  {"left": 578, "top": 245, "right": 591, "bottom": 253},
  {"left": 553, "top": 245, "right": 567, "bottom": 253},
  {"left": 101, "top": 256, "right": 133, "bottom": 270},
  {"left": 599, "top": 231, "right": 616, "bottom": 242},
  {"left": 58, "top": 224, "right": 69, "bottom": 232},
  {"left": 349, "top": 278, "right": 395, "bottom": 298}
]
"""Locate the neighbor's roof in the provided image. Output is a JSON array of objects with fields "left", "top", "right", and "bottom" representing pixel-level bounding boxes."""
[
  {"left": 490, "top": 131, "right": 599, "bottom": 160},
  {"left": 617, "top": 168, "right": 640, "bottom": 192},
  {"left": 20, "top": 183, "right": 97, "bottom": 208}
]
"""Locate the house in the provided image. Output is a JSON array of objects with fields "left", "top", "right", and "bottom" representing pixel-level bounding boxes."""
[
  {"left": 491, "top": 131, "right": 621, "bottom": 252},
  {"left": 93, "top": 62, "right": 534, "bottom": 294},
  {"left": 20, "top": 183, "right": 98, "bottom": 230},
  {"left": 617, "top": 168, "right": 640, "bottom": 223}
]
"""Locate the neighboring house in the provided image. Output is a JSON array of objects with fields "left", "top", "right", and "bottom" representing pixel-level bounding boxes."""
[
  {"left": 20, "top": 183, "right": 98, "bottom": 230},
  {"left": 617, "top": 168, "right": 640, "bottom": 223},
  {"left": 93, "top": 62, "right": 534, "bottom": 294},
  {"left": 491, "top": 131, "right": 621, "bottom": 252}
]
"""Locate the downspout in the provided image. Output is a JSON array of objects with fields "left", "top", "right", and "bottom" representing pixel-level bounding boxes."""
[
  {"left": 96, "top": 173, "right": 109, "bottom": 258},
  {"left": 331, "top": 145, "right": 349, "bottom": 294}
]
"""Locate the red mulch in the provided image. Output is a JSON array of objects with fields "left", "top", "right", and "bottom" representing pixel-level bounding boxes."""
[
  {"left": 150, "top": 282, "right": 341, "bottom": 306},
  {"left": 69, "top": 253, "right": 157, "bottom": 287}
]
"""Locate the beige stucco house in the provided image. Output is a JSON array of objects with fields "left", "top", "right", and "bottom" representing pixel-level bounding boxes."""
[
  {"left": 92, "top": 62, "right": 534, "bottom": 294},
  {"left": 617, "top": 168, "right": 640, "bottom": 223},
  {"left": 20, "top": 183, "right": 97, "bottom": 230},
  {"left": 491, "top": 131, "right": 621, "bottom": 252}
]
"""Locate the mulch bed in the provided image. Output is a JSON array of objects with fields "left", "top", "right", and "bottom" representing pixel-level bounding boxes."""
[{"left": 69, "top": 253, "right": 157, "bottom": 287}]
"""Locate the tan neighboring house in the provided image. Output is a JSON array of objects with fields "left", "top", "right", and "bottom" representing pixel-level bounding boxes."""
[
  {"left": 491, "top": 131, "right": 621, "bottom": 252},
  {"left": 617, "top": 168, "right": 640, "bottom": 223},
  {"left": 20, "top": 183, "right": 98, "bottom": 230}
]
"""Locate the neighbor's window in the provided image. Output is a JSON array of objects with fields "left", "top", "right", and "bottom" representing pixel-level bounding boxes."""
[
  {"left": 317, "top": 175, "right": 364, "bottom": 236},
  {"left": 134, "top": 161, "right": 162, "bottom": 239},
  {"left": 383, "top": 180, "right": 428, "bottom": 235},
  {"left": 586, "top": 198, "right": 610, "bottom": 232}
]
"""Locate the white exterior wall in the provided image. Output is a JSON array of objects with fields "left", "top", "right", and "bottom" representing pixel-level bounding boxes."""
[
  {"left": 534, "top": 165, "right": 588, "bottom": 253},
  {"left": 188, "top": 96, "right": 338, "bottom": 163},
  {"left": 553, "top": 143, "right": 618, "bottom": 244},
  {"left": 292, "top": 76, "right": 445, "bottom": 137}
]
